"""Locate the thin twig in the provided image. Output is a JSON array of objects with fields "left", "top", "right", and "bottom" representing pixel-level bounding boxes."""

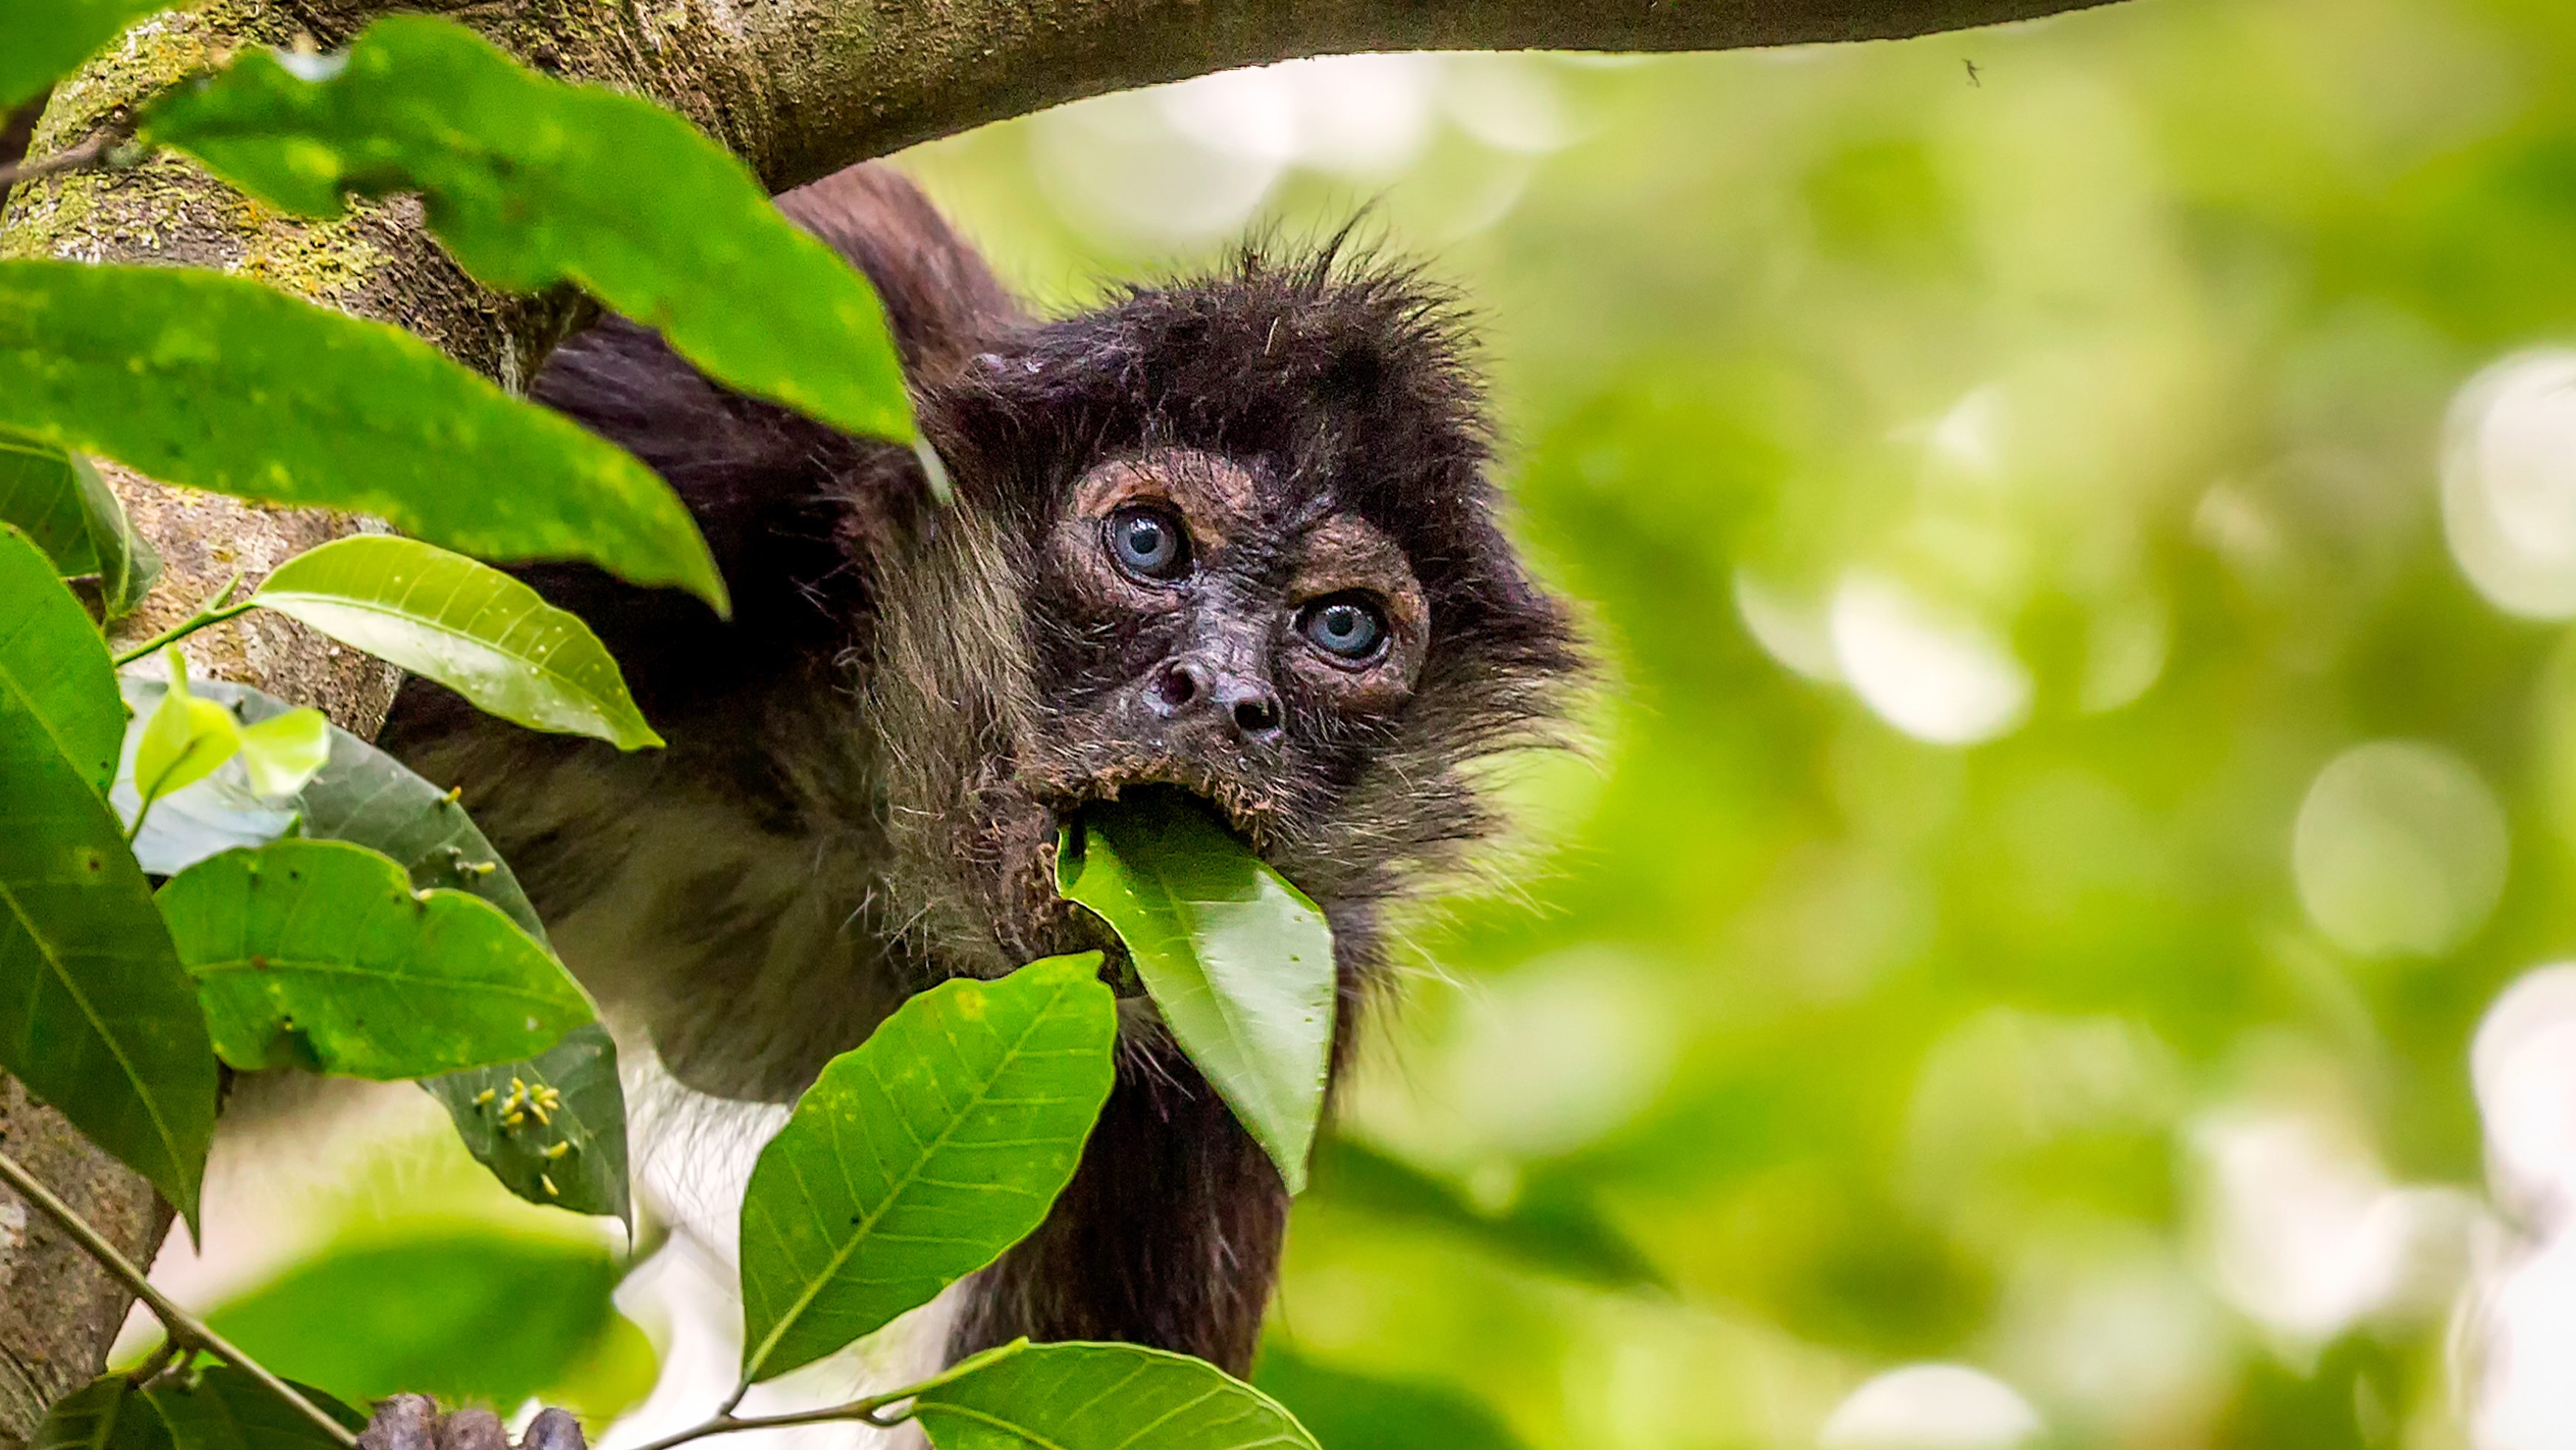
[
  {"left": 124, "top": 1337, "right": 185, "bottom": 1386},
  {"left": 623, "top": 1390, "right": 908, "bottom": 1450},
  {"left": 0, "top": 122, "right": 139, "bottom": 192},
  {"left": 0, "top": 1150, "right": 360, "bottom": 1449},
  {"left": 112, "top": 574, "right": 254, "bottom": 668},
  {"left": 630, "top": 1341, "right": 1032, "bottom": 1450}
]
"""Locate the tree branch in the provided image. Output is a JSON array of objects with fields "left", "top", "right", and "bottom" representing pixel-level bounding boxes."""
[
  {"left": 719, "top": 0, "right": 2133, "bottom": 190},
  {"left": 263, "top": 0, "right": 2134, "bottom": 195},
  {"left": 0, "top": 121, "right": 129, "bottom": 193}
]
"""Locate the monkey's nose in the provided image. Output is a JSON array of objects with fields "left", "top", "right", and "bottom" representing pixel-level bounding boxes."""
[
  {"left": 1146, "top": 658, "right": 1210, "bottom": 717},
  {"left": 1144, "top": 659, "right": 1283, "bottom": 743},
  {"left": 1217, "top": 679, "right": 1283, "bottom": 741}
]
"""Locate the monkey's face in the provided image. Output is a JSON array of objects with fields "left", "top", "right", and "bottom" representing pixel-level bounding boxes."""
[
  {"left": 1021, "top": 446, "right": 1429, "bottom": 848},
  {"left": 882, "top": 247, "right": 1582, "bottom": 976}
]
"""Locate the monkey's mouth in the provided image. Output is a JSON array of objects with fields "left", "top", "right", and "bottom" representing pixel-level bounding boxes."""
[
  {"left": 994, "top": 766, "right": 1278, "bottom": 967},
  {"left": 981, "top": 738, "right": 1298, "bottom": 971},
  {"left": 1034, "top": 761, "right": 1278, "bottom": 857}
]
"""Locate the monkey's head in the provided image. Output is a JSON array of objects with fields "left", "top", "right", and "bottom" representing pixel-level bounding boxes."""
[{"left": 866, "top": 243, "right": 1582, "bottom": 978}]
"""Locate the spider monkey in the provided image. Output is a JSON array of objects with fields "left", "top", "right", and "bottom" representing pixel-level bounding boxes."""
[{"left": 380, "top": 162, "right": 1579, "bottom": 1376}]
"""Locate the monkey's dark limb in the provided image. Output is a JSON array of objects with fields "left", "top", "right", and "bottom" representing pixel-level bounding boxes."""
[
  {"left": 359, "top": 1398, "right": 586, "bottom": 1450},
  {"left": 948, "top": 1049, "right": 1289, "bottom": 1375},
  {"left": 1, "top": 97, "right": 40, "bottom": 174}
]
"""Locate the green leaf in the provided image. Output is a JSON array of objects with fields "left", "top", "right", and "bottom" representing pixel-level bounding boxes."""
[
  {"left": 112, "top": 674, "right": 309, "bottom": 875},
  {"left": 35, "top": 1378, "right": 172, "bottom": 1450},
  {"left": 738, "top": 954, "right": 1117, "bottom": 1383},
  {"left": 0, "top": 431, "right": 161, "bottom": 618},
  {"left": 234, "top": 708, "right": 329, "bottom": 799},
  {"left": 0, "top": 260, "right": 726, "bottom": 612},
  {"left": 0, "top": 525, "right": 125, "bottom": 794},
  {"left": 0, "top": 0, "right": 178, "bottom": 109},
  {"left": 135, "top": 655, "right": 245, "bottom": 812},
  {"left": 203, "top": 1233, "right": 637, "bottom": 1412},
  {"left": 144, "top": 14, "right": 917, "bottom": 445},
  {"left": 147, "top": 1368, "right": 365, "bottom": 1450},
  {"left": 252, "top": 536, "right": 660, "bottom": 750},
  {"left": 156, "top": 838, "right": 595, "bottom": 1080},
  {"left": 1056, "top": 789, "right": 1337, "bottom": 1194},
  {"left": 1306, "top": 1138, "right": 1668, "bottom": 1293},
  {"left": 1252, "top": 1348, "right": 1534, "bottom": 1450},
  {"left": 113, "top": 672, "right": 622, "bottom": 1216},
  {"left": 533, "top": 1308, "right": 661, "bottom": 1431},
  {"left": 909, "top": 1342, "right": 1321, "bottom": 1450},
  {"left": 422, "top": 1022, "right": 630, "bottom": 1222},
  {"left": 197, "top": 678, "right": 550, "bottom": 937},
  {"left": 0, "top": 536, "right": 215, "bottom": 1226}
]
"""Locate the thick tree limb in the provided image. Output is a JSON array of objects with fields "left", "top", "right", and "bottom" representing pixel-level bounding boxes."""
[
  {"left": 724, "top": 0, "right": 2131, "bottom": 191},
  {"left": 260, "top": 0, "right": 2129, "bottom": 192},
  {"left": 0, "top": 0, "right": 2132, "bottom": 1438}
]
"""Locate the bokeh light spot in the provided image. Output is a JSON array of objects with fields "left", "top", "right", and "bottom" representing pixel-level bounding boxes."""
[
  {"left": 1819, "top": 1363, "right": 2044, "bottom": 1449},
  {"left": 2443, "top": 349, "right": 2576, "bottom": 618},
  {"left": 2292, "top": 740, "right": 2507, "bottom": 957},
  {"left": 1734, "top": 570, "right": 1842, "bottom": 682},
  {"left": 2472, "top": 965, "right": 2576, "bottom": 1205},
  {"left": 2195, "top": 1105, "right": 2478, "bottom": 1346},
  {"left": 1829, "top": 574, "right": 2032, "bottom": 746}
]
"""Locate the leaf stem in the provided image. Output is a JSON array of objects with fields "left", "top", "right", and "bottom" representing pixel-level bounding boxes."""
[
  {"left": 628, "top": 1343, "right": 1031, "bottom": 1450},
  {"left": 0, "top": 1149, "right": 360, "bottom": 1449},
  {"left": 112, "top": 574, "right": 254, "bottom": 668}
]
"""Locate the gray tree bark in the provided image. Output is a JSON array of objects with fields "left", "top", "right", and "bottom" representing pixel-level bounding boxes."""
[{"left": 0, "top": 0, "right": 2131, "bottom": 1438}]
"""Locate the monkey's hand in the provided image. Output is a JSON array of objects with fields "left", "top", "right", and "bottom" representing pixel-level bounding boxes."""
[{"left": 357, "top": 1397, "right": 586, "bottom": 1450}]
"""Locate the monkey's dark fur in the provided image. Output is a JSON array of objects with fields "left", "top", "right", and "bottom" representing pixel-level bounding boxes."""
[{"left": 381, "top": 163, "right": 1578, "bottom": 1375}]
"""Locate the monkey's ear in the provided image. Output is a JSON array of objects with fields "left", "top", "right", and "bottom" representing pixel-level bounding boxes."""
[{"left": 777, "top": 163, "right": 1028, "bottom": 382}]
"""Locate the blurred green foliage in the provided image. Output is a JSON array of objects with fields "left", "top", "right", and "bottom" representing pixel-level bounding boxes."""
[
  {"left": 202, "top": 1235, "right": 653, "bottom": 1426},
  {"left": 887, "top": 0, "right": 2576, "bottom": 1444}
]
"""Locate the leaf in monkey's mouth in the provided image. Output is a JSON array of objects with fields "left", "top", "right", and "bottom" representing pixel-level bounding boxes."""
[{"left": 1053, "top": 787, "right": 1337, "bottom": 1195}]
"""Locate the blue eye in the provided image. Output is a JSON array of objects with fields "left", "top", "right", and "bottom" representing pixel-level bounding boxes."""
[
  {"left": 1299, "top": 596, "right": 1388, "bottom": 661},
  {"left": 1105, "top": 505, "right": 1190, "bottom": 581}
]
